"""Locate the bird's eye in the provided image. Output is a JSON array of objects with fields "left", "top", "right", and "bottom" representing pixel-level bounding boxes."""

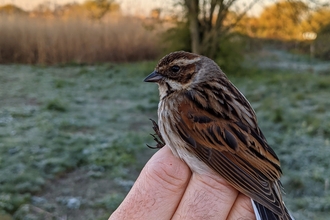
[{"left": 171, "top": 65, "right": 180, "bottom": 73}]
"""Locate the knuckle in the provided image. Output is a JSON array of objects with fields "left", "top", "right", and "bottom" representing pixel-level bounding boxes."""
[{"left": 145, "top": 159, "right": 190, "bottom": 193}]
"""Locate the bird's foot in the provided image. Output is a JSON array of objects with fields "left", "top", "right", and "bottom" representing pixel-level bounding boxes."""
[{"left": 147, "top": 119, "right": 165, "bottom": 149}]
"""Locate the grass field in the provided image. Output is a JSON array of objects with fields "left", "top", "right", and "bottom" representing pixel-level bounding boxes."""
[{"left": 0, "top": 55, "right": 330, "bottom": 219}]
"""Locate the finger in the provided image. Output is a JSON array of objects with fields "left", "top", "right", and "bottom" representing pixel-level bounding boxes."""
[
  {"left": 227, "top": 193, "right": 256, "bottom": 220},
  {"left": 172, "top": 172, "right": 239, "bottom": 220},
  {"left": 109, "top": 146, "right": 191, "bottom": 220}
]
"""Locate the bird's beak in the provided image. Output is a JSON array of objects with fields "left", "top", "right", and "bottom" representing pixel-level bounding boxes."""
[{"left": 144, "top": 71, "right": 163, "bottom": 83}]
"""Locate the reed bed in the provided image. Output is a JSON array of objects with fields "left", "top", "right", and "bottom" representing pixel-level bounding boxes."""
[{"left": 0, "top": 15, "right": 160, "bottom": 64}]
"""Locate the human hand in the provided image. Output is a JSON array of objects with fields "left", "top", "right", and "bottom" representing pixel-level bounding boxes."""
[{"left": 109, "top": 146, "right": 255, "bottom": 220}]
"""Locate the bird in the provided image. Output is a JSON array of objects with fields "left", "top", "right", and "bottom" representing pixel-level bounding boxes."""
[{"left": 144, "top": 51, "right": 294, "bottom": 220}]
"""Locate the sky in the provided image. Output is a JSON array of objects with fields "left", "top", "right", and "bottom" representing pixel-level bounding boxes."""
[
  {"left": 0, "top": 0, "right": 275, "bottom": 16},
  {"left": 0, "top": 0, "right": 171, "bottom": 14}
]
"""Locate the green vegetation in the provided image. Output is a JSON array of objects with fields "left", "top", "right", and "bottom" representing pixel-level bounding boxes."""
[
  {"left": 0, "top": 62, "right": 157, "bottom": 219},
  {"left": 0, "top": 58, "right": 330, "bottom": 219},
  {"left": 315, "top": 23, "right": 330, "bottom": 60}
]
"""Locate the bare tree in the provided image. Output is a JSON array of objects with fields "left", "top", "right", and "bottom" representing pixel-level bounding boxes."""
[
  {"left": 178, "top": 0, "right": 327, "bottom": 58},
  {"left": 182, "top": 0, "right": 261, "bottom": 58}
]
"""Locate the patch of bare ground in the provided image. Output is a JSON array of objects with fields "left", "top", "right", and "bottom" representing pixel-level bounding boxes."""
[{"left": 35, "top": 168, "right": 126, "bottom": 219}]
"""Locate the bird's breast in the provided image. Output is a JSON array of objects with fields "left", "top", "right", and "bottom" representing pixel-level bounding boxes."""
[{"left": 158, "top": 98, "right": 211, "bottom": 174}]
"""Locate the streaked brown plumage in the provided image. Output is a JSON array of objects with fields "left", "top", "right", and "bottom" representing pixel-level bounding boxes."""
[{"left": 144, "top": 51, "right": 294, "bottom": 220}]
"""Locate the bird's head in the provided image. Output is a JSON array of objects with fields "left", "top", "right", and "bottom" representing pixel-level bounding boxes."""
[{"left": 144, "top": 51, "right": 224, "bottom": 98}]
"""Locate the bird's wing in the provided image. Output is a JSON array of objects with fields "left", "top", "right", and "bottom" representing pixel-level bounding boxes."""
[{"left": 175, "top": 87, "right": 284, "bottom": 216}]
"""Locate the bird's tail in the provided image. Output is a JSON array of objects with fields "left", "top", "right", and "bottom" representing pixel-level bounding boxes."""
[{"left": 251, "top": 199, "right": 295, "bottom": 220}]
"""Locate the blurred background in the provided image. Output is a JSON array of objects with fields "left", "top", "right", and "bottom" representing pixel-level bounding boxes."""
[{"left": 0, "top": 0, "right": 329, "bottom": 219}]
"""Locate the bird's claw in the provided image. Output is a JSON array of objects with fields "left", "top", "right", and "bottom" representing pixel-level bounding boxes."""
[{"left": 146, "top": 119, "right": 165, "bottom": 149}]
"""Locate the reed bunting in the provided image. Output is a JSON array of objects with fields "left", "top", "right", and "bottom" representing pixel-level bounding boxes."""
[{"left": 144, "top": 51, "right": 294, "bottom": 220}]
